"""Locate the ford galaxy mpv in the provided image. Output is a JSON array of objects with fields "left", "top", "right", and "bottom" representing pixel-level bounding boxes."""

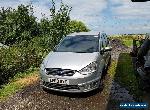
[{"left": 40, "top": 32, "right": 112, "bottom": 93}]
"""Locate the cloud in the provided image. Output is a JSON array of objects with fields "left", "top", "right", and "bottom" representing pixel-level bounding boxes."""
[
  {"left": 0, "top": 0, "right": 107, "bottom": 24},
  {"left": 0, "top": 0, "right": 30, "bottom": 9},
  {"left": 110, "top": 0, "right": 150, "bottom": 20},
  {"left": 31, "top": 0, "right": 51, "bottom": 20},
  {"left": 1, "top": 0, "right": 150, "bottom": 34},
  {"left": 54, "top": 0, "right": 107, "bottom": 30},
  {"left": 0, "top": 0, "right": 51, "bottom": 21}
]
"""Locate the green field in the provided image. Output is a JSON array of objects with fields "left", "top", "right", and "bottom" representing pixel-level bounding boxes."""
[{"left": 122, "top": 39, "right": 133, "bottom": 47}]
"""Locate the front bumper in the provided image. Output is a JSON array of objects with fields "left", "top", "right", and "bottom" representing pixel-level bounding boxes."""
[
  {"left": 40, "top": 78, "right": 100, "bottom": 93},
  {"left": 40, "top": 70, "right": 101, "bottom": 93}
]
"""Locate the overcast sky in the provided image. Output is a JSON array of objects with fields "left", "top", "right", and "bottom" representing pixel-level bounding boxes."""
[{"left": 1, "top": 0, "right": 150, "bottom": 34}]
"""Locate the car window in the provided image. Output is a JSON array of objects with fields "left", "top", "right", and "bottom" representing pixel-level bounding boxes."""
[{"left": 54, "top": 35, "right": 99, "bottom": 53}]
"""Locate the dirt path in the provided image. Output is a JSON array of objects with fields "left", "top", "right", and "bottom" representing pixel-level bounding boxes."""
[{"left": 0, "top": 39, "right": 135, "bottom": 110}]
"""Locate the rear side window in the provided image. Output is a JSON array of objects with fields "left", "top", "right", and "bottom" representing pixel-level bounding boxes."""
[{"left": 100, "top": 33, "right": 108, "bottom": 48}]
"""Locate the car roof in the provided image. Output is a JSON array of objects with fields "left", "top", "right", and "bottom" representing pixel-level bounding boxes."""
[{"left": 68, "top": 31, "right": 101, "bottom": 36}]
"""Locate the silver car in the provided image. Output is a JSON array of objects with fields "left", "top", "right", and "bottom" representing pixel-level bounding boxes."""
[{"left": 40, "top": 32, "right": 112, "bottom": 93}]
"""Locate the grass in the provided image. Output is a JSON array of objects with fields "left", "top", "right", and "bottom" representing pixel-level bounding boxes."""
[
  {"left": 107, "top": 61, "right": 117, "bottom": 78},
  {"left": 0, "top": 67, "right": 39, "bottom": 101},
  {"left": 110, "top": 35, "right": 143, "bottom": 47},
  {"left": 122, "top": 39, "right": 133, "bottom": 47},
  {"left": 114, "top": 53, "right": 142, "bottom": 97},
  {"left": 108, "top": 52, "right": 142, "bottom": 99}
]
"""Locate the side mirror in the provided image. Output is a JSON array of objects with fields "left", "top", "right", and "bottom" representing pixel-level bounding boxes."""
[
  {"left": 100, "top": 46, "right": 112, "bottom": 54},
  {"left": 104, "top": 46, "right": 112, "bottom": 52}
]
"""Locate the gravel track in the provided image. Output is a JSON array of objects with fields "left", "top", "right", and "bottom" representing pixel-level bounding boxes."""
[{"left": 0, "top": 39, "right": 135, "bottom": 110}]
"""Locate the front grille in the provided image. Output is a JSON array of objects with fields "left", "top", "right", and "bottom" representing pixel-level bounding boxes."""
[
  {"left": 43, "top": 81, "right": 80, "bottom": 90},
  {"left": 45, "top": 68, "right": 75, "bottom": 76}
]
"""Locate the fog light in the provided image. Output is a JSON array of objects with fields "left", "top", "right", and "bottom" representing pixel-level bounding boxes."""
[
  {"left": 40, "top": 79, "right": 43, "bottom": 85},
  {"left": 90, "top": 83, "right": 93, "bottom": 88},
  {"left": 79, "top": 83, "right": 90, "bottom": 90},
  {"left": 79, "top": 80, "right": 99, "bottom": 90},
  {"left": 85, "top": 84, "right": 91, "bottom": 89}
]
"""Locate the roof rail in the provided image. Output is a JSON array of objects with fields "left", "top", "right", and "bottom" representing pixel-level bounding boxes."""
[{"left": 68, "top": 31, "right": 101, "bottom": 36}]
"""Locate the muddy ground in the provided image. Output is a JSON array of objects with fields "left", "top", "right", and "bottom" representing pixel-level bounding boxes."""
[{"left": 0, "top": 39, "right": 136, "bottom": 110}]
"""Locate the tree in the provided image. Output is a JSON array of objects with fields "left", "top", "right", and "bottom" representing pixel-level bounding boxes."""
[
  {"left": 49, "top": 0, "right": 72, "bottom": 48},
  {"left": 69, "top": 20, "right": 90, "bottom": 33},
  {"left": 43, "top": 0, "right": 90, "bottom": 48},
  {"left": 0, "top": 1, "right": 90, "bottom": 47},
  {"left": 0, "top": 5, "right": 39, "bottom": 45}
]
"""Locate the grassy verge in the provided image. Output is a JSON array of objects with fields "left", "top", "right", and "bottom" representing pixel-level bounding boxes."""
[
  {"left": 108, "top": 61, "right": 117, "bottom": 78},
  {"left": 115, "top": 53, "right": 142, "bottom": 97},
  {"left": 0, "top": 68, "right": 39, "bottom": 101}
]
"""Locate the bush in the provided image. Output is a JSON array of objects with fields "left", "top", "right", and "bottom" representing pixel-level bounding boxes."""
[
  {"left": 69, "top": 20, "right": 90, "bottom": 33},
  {"left": 0, "top": 5, "right": 39, "bottom": 45},
  {"left": 0, "top": 44, "right": 43, "bottom": 86},
  {"left": 0, "top": 0, "right": 90, "bottom": 86}
]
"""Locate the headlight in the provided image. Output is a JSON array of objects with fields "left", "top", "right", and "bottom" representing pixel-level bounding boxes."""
[{"left": 79, "top": 61, "right": 97, "bottom": 75}]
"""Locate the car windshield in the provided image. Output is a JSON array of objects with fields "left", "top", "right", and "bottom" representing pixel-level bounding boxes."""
[{"left": 54, "top": 35, "right": 99, "bottom": 53}]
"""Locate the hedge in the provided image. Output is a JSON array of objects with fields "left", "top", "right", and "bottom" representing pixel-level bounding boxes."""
[{"left": 0, "top": 38, "right": 50, "bottom": 86}]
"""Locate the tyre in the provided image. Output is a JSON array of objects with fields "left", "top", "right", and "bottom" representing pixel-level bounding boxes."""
[
  {"left": 107, "top": 55, "right": 111, "bottom": 67},
  {"left": 104, "top": 55, "right": 111, "bottom": 74},
  {"left": 97, "top": 78, "right": 104, "bottom": 91}
]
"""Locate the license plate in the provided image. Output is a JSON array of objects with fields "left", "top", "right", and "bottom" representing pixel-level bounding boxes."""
[{"left": 48, "top": 78, "right": 69, "bottom": 85}]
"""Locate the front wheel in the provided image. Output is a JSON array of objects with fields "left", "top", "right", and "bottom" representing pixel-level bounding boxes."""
[
  {"left": 98, "top": 69, "right": 106, "bottom": 91},
  {"left": 101, "top": 55, "right": 111, "bottom": 79},
  {"left": 107, "top": 55, "right": 111, "bottom": 67},
  {"left": 97, "top": 78, "right": 104, "bottom": 91}
]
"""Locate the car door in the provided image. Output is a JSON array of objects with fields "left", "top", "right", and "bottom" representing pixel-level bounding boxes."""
[{"left": 97, "top": 39, "right": 106, "bottom": 77}]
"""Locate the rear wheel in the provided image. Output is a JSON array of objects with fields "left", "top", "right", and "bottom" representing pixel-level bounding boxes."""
[{"left": 101, "top": 55, "right": 111, "bottom": 79}]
